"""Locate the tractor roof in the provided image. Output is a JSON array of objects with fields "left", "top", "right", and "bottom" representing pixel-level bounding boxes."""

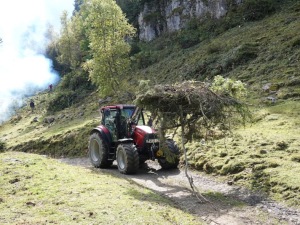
[{"left": 100, "top": 104, "right": 136, "bottom": 111}]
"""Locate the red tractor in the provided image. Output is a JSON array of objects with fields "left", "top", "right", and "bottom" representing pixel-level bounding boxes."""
[{"left": 88, "top": 104, "right": 180, "bottom": 174}]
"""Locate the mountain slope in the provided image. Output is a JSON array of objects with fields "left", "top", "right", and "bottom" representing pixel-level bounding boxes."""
[{"left": 0, "top": 0, "right": 299, "bottom": 210}]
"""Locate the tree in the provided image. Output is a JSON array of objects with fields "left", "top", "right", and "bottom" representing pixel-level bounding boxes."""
[
  {"left": 82, "top": 0, "right": 136, "bottom": 95},
  {"left": 53, "top": 10, "right": 90, "bottom": 75},
  {"left": 74, "top": 0, "right": 84, "bottom": 14},
  {"left": 115, "top": 0, "right": 142, "bottom": 25}
]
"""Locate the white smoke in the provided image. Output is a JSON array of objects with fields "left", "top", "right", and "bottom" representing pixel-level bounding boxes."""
[{"left": 0, "top": 0, "right": 74, "bottom": 123}]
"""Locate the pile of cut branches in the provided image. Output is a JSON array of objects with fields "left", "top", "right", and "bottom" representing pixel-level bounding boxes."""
[
  {"left": 135, "top": 80, "right": 249, "bottom": 141},
  {"left": 135, "top": 80, "right": 250, "bottom": 202}
]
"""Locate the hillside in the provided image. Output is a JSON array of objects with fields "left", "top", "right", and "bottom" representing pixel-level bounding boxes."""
[
  {"left": 0, "top": 151, "right": 202, "bottom": 224},
  {"left": 0, "top": 0, "right": 299, "bottom": 215}
]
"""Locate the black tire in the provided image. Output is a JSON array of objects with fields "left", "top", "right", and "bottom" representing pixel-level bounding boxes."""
[
  {"left": 88, "top": 132, "right": 112, "bottom": 168},
  {"left": 158, "top": 139, "right": 180, "bottom": 169},
  {"left": 116, "top": 144, "right": 139, "bottom": 174}
]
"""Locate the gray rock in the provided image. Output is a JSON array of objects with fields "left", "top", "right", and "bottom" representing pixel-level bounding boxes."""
[{"left": 44, "top": 117, "right": 55, "bottom": 124}]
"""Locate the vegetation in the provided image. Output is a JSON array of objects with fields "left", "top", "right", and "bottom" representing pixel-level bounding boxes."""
[
  {"left": 184, "top": 101, "right": 300, "bottom": 206},
  {"left": 82, "top": 0, "right": 135, "bottom": 96},
  {"left": 0, "top": 140, "right": 6, "bottom": 153},
  {"left": 0, "top": 0, "right": 299, "bottom": 213},
  {"left": 135, "top": 78, "right": 249, "bottom": 142},
  {"left": 0, "top": 152, "right": 203, "bottom": 224}
]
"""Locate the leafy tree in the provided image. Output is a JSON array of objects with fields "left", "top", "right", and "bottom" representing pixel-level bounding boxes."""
[
  {"left": 116, "top": 0, "right": 142, "bottom": 25},
  {"left": 74, "top": 0, "right": 84, "bottom": 13},
  {"left": 50, "top": 9, "right": 91, "bottom": 76},
  {"left": 56, "top": 11, "right": 79, "bottom": 71},
  {"left": 45, "top": 25, "right": 67, "bottom": 74},
  {"left": 82, "top": 0, "right": 136, "bottom": 95}
]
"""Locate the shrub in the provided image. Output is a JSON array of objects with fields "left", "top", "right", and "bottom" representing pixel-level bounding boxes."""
[
  {"left": 0, "top": 141, "right": 6, "bottom": 152},
  {"left": 220, "top": 160, "right": 245, "bottom": 175},
  {"left": 47, "top": 91, "right": 78, "bottom": 113},
  {"left": 133, "top": 51, "right": 158, "bottom": 69},
  {"left": 291, "top": 155, "right": 300, "bottom": 163},
  {"left": 60, "top": 70, "right": 94, "bottom": 91},
  {"left": 222, "top": 43, "right": 258, "bottom": 71},
  {"left": 176, "top": 30, "right": 200, "bottom": 49},
  {"left": 240, "top": 0, "right": 276, "bottom": 21},
  {"left": 211, "top": 75, "right": 248, "bottom": 99},
  {"left": 291, "top": 37, "right": 300, "bottom": 48}
]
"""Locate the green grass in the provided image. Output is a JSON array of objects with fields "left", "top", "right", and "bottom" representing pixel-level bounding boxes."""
[
  {"left": 134, "top": 1, "right": 300, "bottom": 91},
  {"left": 0, "top": 0, "right": 299, "bottom": 212},
  {"left": 185, "top": 101, "right": 300, "bottom": 207},
  {"left": 0, "top": 91, "right": 101, "bottom": 158},
  {"left": 0, "top": 152, "right": 203, "bottom": 225},
  {"left": 125, "top": 1, "right": 300, "bottom": 207}
]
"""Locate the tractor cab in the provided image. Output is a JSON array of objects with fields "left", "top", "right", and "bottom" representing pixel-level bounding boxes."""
[{"left": 100, "top": 105, "right": 145, "bottom": 141}]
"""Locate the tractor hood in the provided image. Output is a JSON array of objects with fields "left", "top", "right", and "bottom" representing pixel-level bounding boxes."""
[
  {"left": 135, "top": 125, "right": 156, "bottom": 135},
  {"left": 132, "top": 125, "right": 158, "bottom": 148}
]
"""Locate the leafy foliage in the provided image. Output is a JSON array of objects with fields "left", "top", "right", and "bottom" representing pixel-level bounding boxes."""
[
  {"left": 59, "top": 70, "right": 94, "bottom": 91},
  {"left": 0, "top": 140, "right": 6, "bottom": 152},
  {"left": 211, "top": 75, "right": 247, "bottom": 99},
  {"left": 46, "top": 0, "right": 136, "bottom": 111},
  {"left": 47, "top": 90, "right": 77, "bottom": 113},
  {"left": 80, "top": 0, "right": 136, "bottom": 96},
  {"left": 116, "top": 0, "right": 142, "bottom": 25},
  {"left": 240, "top": 0, "right": 277, "bottom": 21}
]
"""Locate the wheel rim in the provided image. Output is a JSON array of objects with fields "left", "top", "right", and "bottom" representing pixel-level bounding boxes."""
[
  {"left": 117, "top": 148, "right": 126, "bottom": 170},
  {"left": 91, "top": 139, "right": 100, "bottom": 162}
]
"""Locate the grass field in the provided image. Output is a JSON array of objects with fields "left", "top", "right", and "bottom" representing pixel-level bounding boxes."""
[
  {"left": 0, "top": 152, "right": 203, "bottom": 225},
  {"left": 0, "top": 0, "right": 299, "bottom": 213}
]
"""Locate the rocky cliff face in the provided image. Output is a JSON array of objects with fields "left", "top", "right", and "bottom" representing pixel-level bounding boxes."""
[{"left": 138, "top": 0, "right": 241, "bottom": 41}]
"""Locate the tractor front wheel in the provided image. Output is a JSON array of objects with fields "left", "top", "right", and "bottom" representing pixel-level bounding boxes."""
[
  {"left": 158, "top": 139, "right": 180, "bottom": 169},
  {"left": 116, "top": 144, "right": 139, "bottom": 174},
  {"left": 88, "top": 132, "right": 112, "bottom": 168}
]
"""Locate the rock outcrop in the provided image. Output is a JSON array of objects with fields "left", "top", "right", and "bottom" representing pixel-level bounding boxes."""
[{"left": 138, "top": 0, "right": 241, "bottom": 41}]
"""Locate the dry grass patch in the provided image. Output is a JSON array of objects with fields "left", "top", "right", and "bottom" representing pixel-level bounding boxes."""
[{"left": 0, "top": 152, "right": 203, "bottom": 225}]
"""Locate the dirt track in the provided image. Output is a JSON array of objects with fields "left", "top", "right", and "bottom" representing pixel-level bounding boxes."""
[{"left": 59, "top": 157, "right": 300, "bottom": 225}]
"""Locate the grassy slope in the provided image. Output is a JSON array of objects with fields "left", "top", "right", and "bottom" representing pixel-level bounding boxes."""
[
  {"left": 138, "top": 1, "right": 300, "bottom": 92},
  {"left": 134, "top": 1, "right": 300, "bottom": 207},
  {"left": 0, "top": 91, "right": 101, "bottom": 157},
  {"left": 0, "top": 0, "right": 299, "bottom": 211},
  {"left": 0, "top": 152, "right": 202, "bottom": 224}
]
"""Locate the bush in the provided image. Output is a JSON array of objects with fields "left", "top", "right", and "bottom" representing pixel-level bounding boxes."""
[
  {"left": 241, "top": 0, "right": 276, "bottom": 21},
  {"left": 222, "top": 43, "right": 258, "bottom": 71},
  {"left": 47, "top": 91, "right": 78, "bottom": 113},
  {"left": 291, "top": 155, "right": 300, "bottom": 163},
  {"left": 211, "top": 75, "right": 248, "bottom": 99},
  {"left": 133, "top": 51, "right": 158, "bottom": 69},
  {"left": 60, "top": 70, "right": 94, "bottom": 91},
  {"left": 0, "top": 141, "right": 6, "bottom": 152},
  {"left": 220, "top": 160, "right": 245, "bottom": 175},
  {"left": 176, "top": 30, "right": 200, "bottom": 49}
]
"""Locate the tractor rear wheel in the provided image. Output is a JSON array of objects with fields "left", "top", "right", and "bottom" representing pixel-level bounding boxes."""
[
  {"left": 158, "top": 139, "right": 180, "bottom": 169},
  {"left": 116, "top": 144, "right": 139, "bottom": 174},
  {"left": 88, "top": 132, "right": 112, "bottom": 168}
]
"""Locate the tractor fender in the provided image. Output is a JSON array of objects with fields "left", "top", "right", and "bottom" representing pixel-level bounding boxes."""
[{"left": 90, "top": 125, "right": 112, "bottom": 146}]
